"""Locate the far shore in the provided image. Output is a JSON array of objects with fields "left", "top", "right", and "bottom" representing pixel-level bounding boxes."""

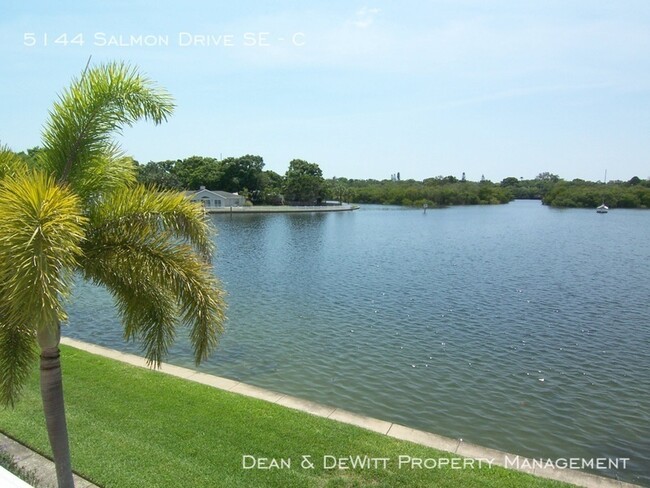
[{"left": 206, "top": 204, "right": 360, "bottom": 214}]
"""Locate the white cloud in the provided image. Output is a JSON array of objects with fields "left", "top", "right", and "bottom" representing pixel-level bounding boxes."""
[{"left": 351, "top": 6, "right": 380, "bottom": 29}]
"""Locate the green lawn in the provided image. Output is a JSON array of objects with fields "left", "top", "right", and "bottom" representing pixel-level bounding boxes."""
[{"left": 0, "top": 345, "right": 569, "bottom": 487}]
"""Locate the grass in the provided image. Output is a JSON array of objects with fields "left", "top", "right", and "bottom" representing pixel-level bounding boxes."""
[{"left": 0, "top": 345, "right": 570, "bottom": 488}]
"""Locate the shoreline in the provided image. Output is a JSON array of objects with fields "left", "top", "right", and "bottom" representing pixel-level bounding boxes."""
[
  {"left": 205, "top": 204, "right": 359, "bottom": 214},
  {"left": 56, "top": 337, "right": 640, "bottom": 488}
]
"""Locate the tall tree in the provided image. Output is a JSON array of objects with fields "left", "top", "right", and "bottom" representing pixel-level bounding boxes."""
[
  {"left": 259, "top": 169, "right": 284, "bottom": 204},
  {"left": 172, "top": 156, "right": 222, "bottom": 190},
  {"left": 0, "top": 62, "right": 226, "bottom": 488},
  {"left": 284, "top": 159, "right": 324, "bottom": 204},
  {"left": 220, "top": 154, "right": 265, "bottom": 194}
]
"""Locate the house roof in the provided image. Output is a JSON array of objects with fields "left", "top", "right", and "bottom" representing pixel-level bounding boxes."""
[{"left": 186, "top": 189, "right": 242, "bottom": 199}]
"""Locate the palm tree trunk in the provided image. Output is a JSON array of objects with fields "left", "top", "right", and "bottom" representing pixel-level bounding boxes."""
[{"left": 38, "top": 324, "right": 75, "bottom": 488}]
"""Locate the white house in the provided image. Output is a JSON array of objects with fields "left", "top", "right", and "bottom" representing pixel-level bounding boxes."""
[{"left": 187, "top": 187, "right": 245, "bottom": 208}]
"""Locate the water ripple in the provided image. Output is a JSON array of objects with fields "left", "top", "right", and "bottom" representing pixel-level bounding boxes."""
[{"left": 66, "top": 202, "right": 650, "bottom": 486}]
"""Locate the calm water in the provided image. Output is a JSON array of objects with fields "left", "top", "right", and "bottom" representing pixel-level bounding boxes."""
[{"left": 65, "top": 200, "right": 650, "bottom": 485}]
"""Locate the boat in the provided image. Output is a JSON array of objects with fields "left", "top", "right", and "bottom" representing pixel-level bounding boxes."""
[{"left": 596, "top": 170, "right": 608, "bottom": 213}]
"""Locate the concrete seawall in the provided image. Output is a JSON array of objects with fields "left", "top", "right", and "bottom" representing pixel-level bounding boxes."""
[{"left": 205, "top": 204, "right": 359, "bottom": 214}]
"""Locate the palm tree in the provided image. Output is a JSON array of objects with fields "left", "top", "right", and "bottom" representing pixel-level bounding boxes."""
[{"left": 0, "top": 62, "right": 226, "bottom": 488}]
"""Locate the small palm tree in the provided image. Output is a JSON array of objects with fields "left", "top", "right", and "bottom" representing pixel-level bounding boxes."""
[{"left": 0, "top": 62, "right": 226, "bottom": 488}]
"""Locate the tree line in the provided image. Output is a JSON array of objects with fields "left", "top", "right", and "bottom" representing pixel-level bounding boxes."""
[
  {"left": 135, "top": 156, "right": 516, "bottom": 206},
  {"left": 332, "top": 176, "right": 513, "bottom": 206},
  {"left": 10, "top": 149, "right": 650, "bottom": 208},
  {"left": 541, "top": 177, "right": 650, "bottom": 208}
]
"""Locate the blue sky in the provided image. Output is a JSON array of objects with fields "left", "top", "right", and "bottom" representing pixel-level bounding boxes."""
[{"left": 1, "top": 1, "right": 649, "bottom": 182}]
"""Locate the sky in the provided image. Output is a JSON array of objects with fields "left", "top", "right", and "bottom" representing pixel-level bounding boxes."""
[{"left": 1, "top": 1, "right": 649, "bottom": 182}]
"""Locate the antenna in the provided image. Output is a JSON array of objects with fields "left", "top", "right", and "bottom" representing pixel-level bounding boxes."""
[{"left": 81, "top": 55, "right": 93, "bottom": 80}]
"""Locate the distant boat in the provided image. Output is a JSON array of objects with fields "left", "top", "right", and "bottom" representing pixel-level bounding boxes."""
[{"left": 597, "top": 170, "right": 608, "bottom": 213}]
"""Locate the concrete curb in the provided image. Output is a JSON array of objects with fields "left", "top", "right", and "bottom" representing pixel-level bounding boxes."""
[
  {"left": 0, "top": 433, "right": 98, "bottom": 488},
  {"left": 58, "top": 337, "right": 641, "bottom": 488}
]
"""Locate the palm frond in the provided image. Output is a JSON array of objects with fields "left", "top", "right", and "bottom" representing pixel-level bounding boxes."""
[
  {"left": 87, "top": 185, "right": 214, "bottom": 260},
  {"left": 39, "top": 61, "right": 174, "bottom": 198},
  {"left": 92, "top": 261, "right": 179, "bottom": 366},
  {"left": 0, "top": 312, "right": 37, "bottom": 407},
  {"left": 82, "top": 233, "right": 225, "bottom": 366},
  {"left": 66, "top": 144, "right": 137, "bottom": 203},
  {"left": 81, "top": 189, "right": 225, "bottom": 365},
  {"left": 0, "top": 145, "right": 28, "bottom": 180},
  {"left": 0, "top": 170, "right": 86, "bottom": 328}
]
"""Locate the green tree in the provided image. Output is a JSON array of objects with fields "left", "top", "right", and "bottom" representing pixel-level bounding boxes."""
[
  {"left": 500, "top": 176, "right": 520, "bottom": 187},
  {"left": 327, "top": 180, "right": 353, "bottom": 203},
  {"left": 442, "top": 175, "right": 458, "bottom": 184},
  {"left": 220, "top": 154, "right": 265, "bottom": 194},
  {"left": 0, "top": 62, "right": 226, "bottom": 488},
  {"left": 628, "top": 176, "right": 641, "bottom": 186},
  {"left": 136, "top": 160, "right": 182, "bottom": 189},
  {"left": 172, "top": 156, "right": 222, "bottom": 190},
  {"left": 259, "top": 170, "right": 284, "bottom": 205},
  {"left": 284, "top": 159, "right": 324, "bottom": 204},
  {"left": 535, "top": 172, "right": 560, "bottom": 182},
  {"left": 12, "top": 146, "right": 43, "bottom": 166}
]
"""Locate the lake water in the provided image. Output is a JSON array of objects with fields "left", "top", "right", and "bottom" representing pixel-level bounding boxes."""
[{"left": 65, "top": 200, "right": 650, "bottom": 486}]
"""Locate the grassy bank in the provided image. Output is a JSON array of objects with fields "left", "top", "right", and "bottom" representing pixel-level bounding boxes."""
[{"left": 0, "top": 345, "right": 568, "bottom": 487}]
